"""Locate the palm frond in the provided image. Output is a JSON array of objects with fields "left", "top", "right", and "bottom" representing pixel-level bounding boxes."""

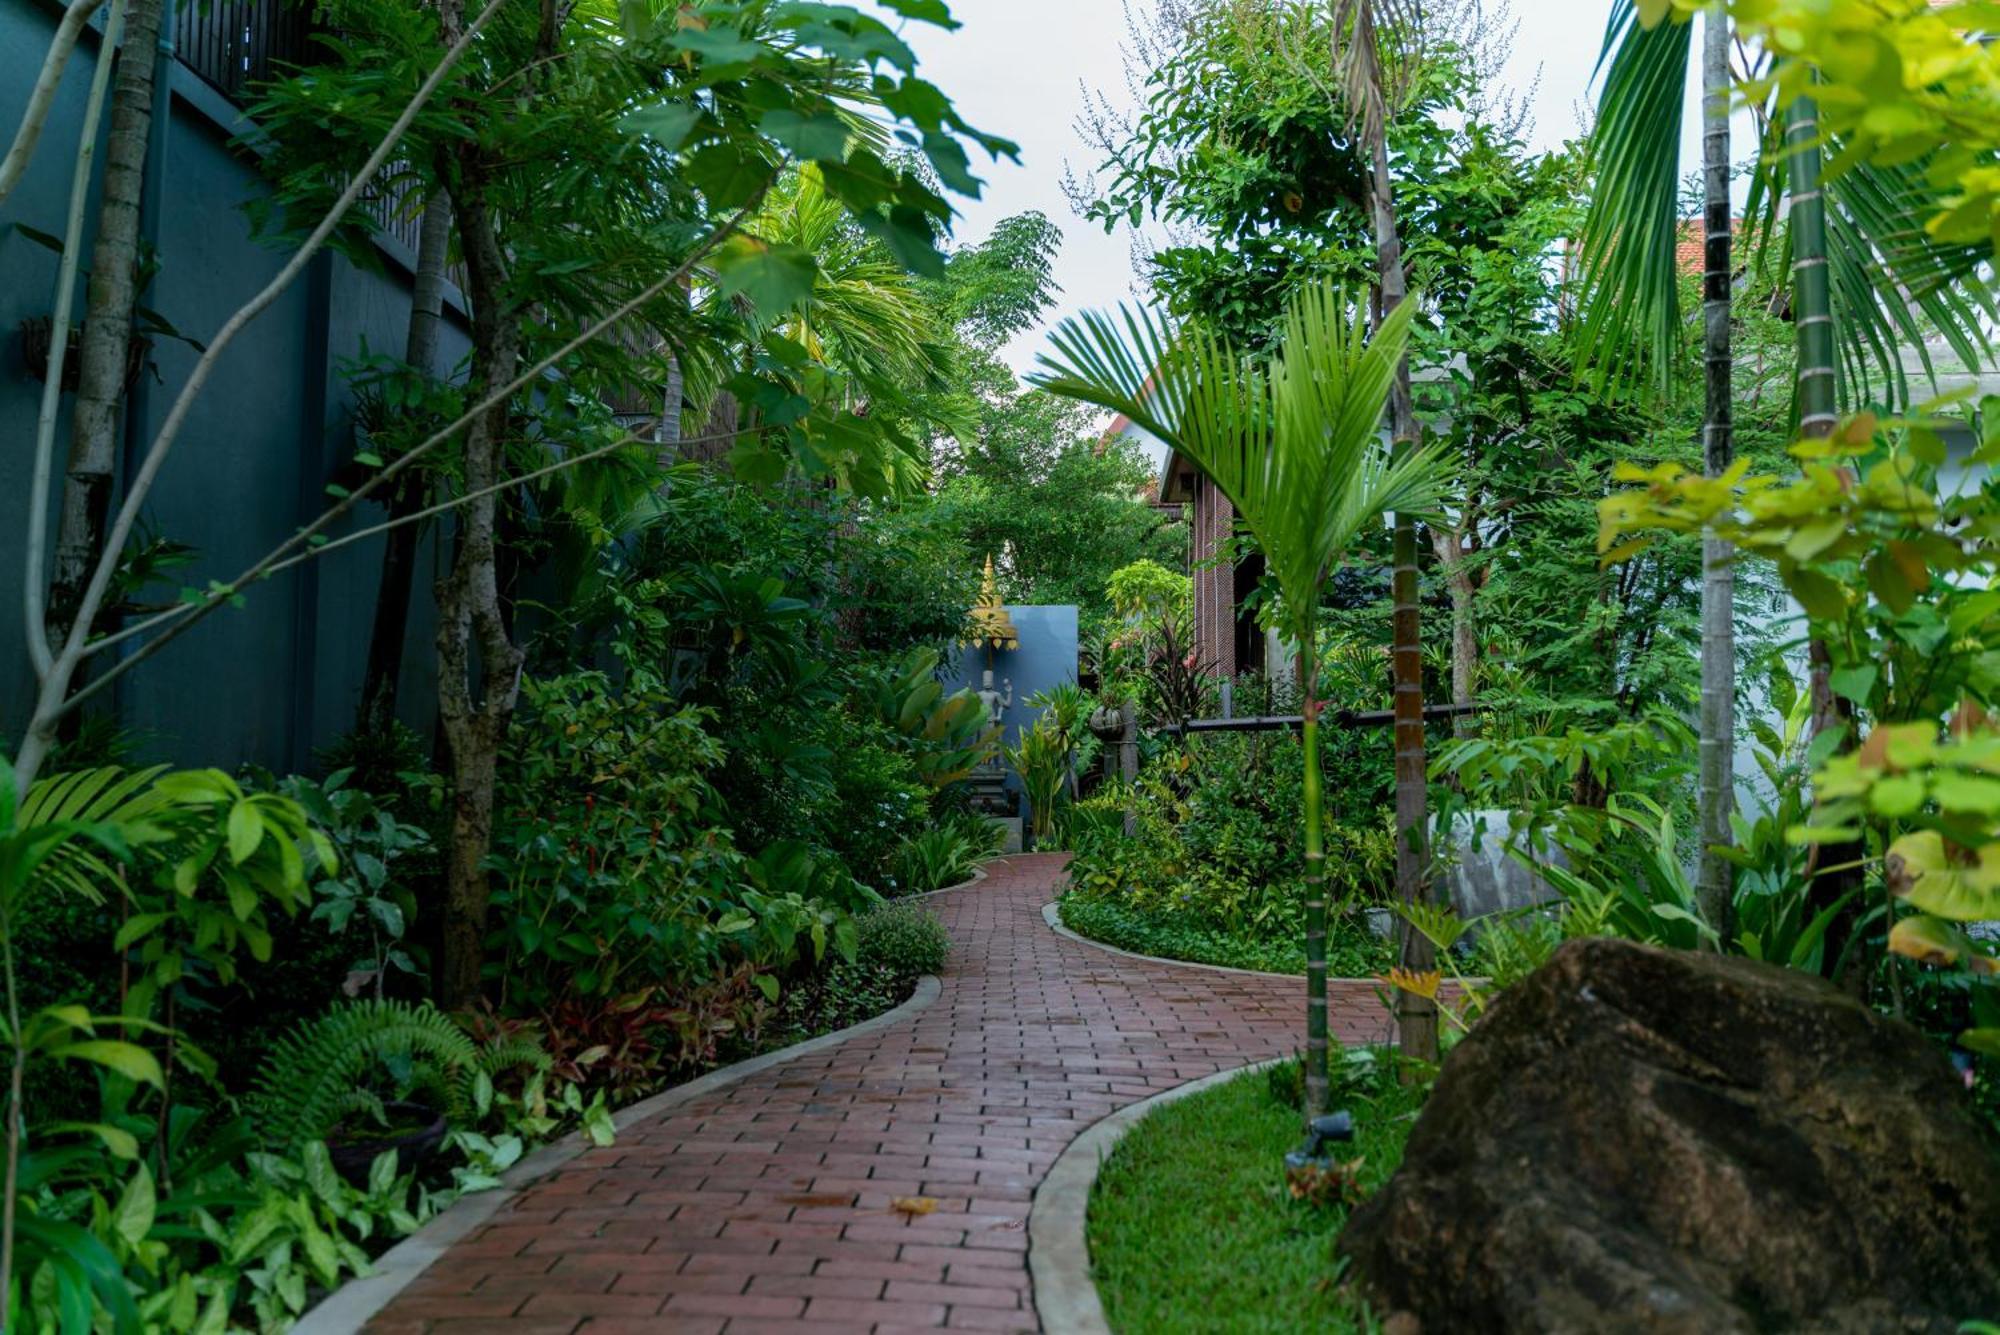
[
  {"left": 1571, "top": 0, "right": 1694, "bottom": 394},
  {"left": 1749, "top": 120, "right": 1993, "bottom": 412},
  {"left": 1823, "top": 150, "right": 1994, "bottom": 408},
  {"left": 1033, "top": 281, "right": 1452, "bottom": 644},
  {"left": 16, "top": 766, "right": 167, "bottom": 903}
]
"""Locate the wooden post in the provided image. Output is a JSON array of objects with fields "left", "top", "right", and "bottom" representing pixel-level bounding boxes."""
[{"left": 1120, "top": 699, "right": 1138, "bottom": 837}]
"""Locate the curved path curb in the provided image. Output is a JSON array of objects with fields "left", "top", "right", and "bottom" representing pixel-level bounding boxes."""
[
  {"left": 300, "top": 977, "right": 945, "bottom": 1334},
  {"left": 1027, "top": 1058, "right": 1286, "bottom": 1334},
  {"left": 358, "top": 855, "right": 1391, "bottom": 1333},
  {"left": 1040, "top": 901, "right": 1298, "bottom": 981}
]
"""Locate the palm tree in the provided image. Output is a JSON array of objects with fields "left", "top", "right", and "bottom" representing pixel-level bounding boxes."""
[
  {"left": 1034, "top": 281, "right": 1453, "bottom": 1116},
  {"left": 1573, "top": 0, "right": 1992, "bottom": 942},
  {"left": 1576, "top": 0, "right": 1738, "bottom": 941},
  {"left": 1324, "top": 0, "right": 1437, "bottom": 1065}
]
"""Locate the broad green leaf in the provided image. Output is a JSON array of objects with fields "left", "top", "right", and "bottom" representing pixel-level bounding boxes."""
[
  {"left": 758, "top": 108, "right": 850, "bottom": 161},
  {"left": 226, "top": 801, "right": 264, "bottom": 864},
  {"left": 1788, "top": 568, "right": 1850, "bottom": 623},
  {"left": 1889, "top": 831, "right": 2000, "bottom": 920},
  {"left": 46, "top": 1039, "right": 164, "bottom": 1088},
  {"left": 713, "top": 237, "right": 818, "bottom": 317},
  {"left": 1931, "top": 771, "right": 2000, "bottom": 816},
  {"left": 46, "top": 1120, "right": 139, "bottom": 1160},
  {"left": 620, "top": 101, "right": 702, "bottom": 151},
  {"left": 113, "top": 1162, "right": 158, "bottom": 1247},
  {"left": 1829, "top": 663, "right": 1878, "bottom": 705},
  {"left": 1868, "top": 774, "right": 1927, "bottom": 817}
]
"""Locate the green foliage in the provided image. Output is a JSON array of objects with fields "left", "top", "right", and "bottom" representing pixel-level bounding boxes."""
[
  {"left": 252, "top": 1001, "right": 480, "bottom": 1150},
  {"left": 1106, "top": 559, "right": 1192, "bottom": 623},
  {"left": 489, "top": 671, "right": 864, "bottom": 1011},
  {"left": 889, "top": 816, "right": 1001, "bottom": 896},
  {"left": 1037, "top": 284, "right": 1446, "bottom": 657},
  {"left": 1086, "top": 1059, "right": 1419, "bottom": 1333},
  {"left": 932, "top": 429, "right": 1184, "bottom": 637},
  {"left": 1058, "top": 894, "right": 1387, "bottom": 979},
  {"left": 286, "top": 770, "right": 431, "bottom": 998},
  {"left": 853, "top": 902, "right": 951, "bottom": 979},
  {"left": 1007, "top": 716, "right": 1071, "bottom": 843},
  {"left": 869, "top": 647, "right": 1001, "bottom": 789}
]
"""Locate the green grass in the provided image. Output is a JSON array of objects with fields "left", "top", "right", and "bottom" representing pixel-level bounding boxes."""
[
  {"left": 1058, "top": 894, "right": 1391, "bottom": 977},
  {"left": 1086, "top": 1058, "right": 1420, "bottom": 1334}
]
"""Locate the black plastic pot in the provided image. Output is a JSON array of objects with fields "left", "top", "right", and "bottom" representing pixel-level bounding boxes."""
[
  {"left": 328, "top": 1101, "right": 447, "bottom": 1186},
  {"left": 20, "top": 317, "right": 150, "bottom": 394}
]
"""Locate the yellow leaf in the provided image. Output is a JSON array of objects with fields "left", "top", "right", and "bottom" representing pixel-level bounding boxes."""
[
  {"left": 890, "top": 1196, "right": 937, "bottom": 1216},
  {"left": 1889, "top": 914, "right": 2000, "bottom": 974},
  {"left": 1380, "top": 968, "right": 1442, "bottom": 1001}
]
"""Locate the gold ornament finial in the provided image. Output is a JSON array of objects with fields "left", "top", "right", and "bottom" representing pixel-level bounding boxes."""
[{"left": 963, "top": 555, "right": 1019, "bottom": 651}]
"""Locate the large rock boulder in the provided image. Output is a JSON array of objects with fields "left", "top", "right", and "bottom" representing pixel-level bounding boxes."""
[{"left": 1340, "top": 937, "right": 2000, "bottom": 1333}]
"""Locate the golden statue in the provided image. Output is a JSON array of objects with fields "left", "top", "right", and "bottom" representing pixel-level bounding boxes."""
[{"left": 963, "top": 554, "right": 1019, "bottom": 652}]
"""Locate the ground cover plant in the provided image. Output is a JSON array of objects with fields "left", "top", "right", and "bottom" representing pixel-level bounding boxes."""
[{"left": 1086, "top": 1052, "right": 1422, "bottom": 1334}]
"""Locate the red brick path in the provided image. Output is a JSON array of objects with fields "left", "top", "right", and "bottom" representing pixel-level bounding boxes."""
[{"left": 367, "top": 854, "right": 1395, "bottom": 1333}]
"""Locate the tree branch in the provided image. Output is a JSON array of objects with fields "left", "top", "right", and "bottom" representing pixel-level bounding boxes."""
[
  {"left": 22, "top": 0, "right": 126, "bottom": 678},
  {"left": 11, "top": 0, "right": 508, "bottom": 795},
  {"left": 0, "top": 0, "right": 110, "bottom": 209},
  {"left": 65, "top": 190, "right": 765, "bottom": 685}
]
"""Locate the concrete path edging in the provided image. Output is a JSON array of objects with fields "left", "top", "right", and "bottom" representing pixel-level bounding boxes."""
[
  {"left": 1041, "top": 900, "right": 1302, "bottom": 982},
  {"left": 295, "top": 973, "right": 944, "bottom": 1334},
  {"left": 1028, "top": 1057, "right": 1289, "bottom": 1334},
  {"left": 899, "top": 862, "right": 989, "bottom": 901}
]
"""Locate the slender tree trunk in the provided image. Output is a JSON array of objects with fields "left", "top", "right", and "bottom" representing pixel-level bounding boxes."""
[
  {"left": 1363, "top": 99, "right": 1437, "bottom": 1068},
  {"left": 433, "top": 1, "right": 525, "bottom": 1009},
  {"left": 1301, "top": 635, "right": 1330, "bottom": 1117},
  {"left": 1787, "top": 90, "right": 1865, "bottom": 986},
  {"left": 48, "top": 0, "right": 164, "bottom": 638},
  {"left": 358, "top": 194, "right": 454, "bottom": 740},
  {"left": 1432, "top": 525, "right": 1476, "bottom": 739},
  {"left": 1787, "top": 96, "right": 1837, "bottom": 442},
  {"left": 1696, "top": 4, "right": 1736, "bottom": 944}
]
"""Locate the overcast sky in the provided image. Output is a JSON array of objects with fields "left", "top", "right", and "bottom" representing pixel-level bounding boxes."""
[{"left": 890, "top": 0, "right": 1725, "bottom": 376}]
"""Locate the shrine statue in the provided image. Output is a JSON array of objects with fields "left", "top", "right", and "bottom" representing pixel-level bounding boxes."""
[{"left": 976, "top": 668, "right": 1013, "bottom": 729}]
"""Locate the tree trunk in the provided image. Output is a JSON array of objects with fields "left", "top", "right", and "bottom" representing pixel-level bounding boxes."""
[
  {"left": 433, "top": 5, "right": 525, "bottom": 1009},
  {"left": 357, "top": 194, "right": 454, "bottom": 741},
  {"left": 47, "top": 0, "right": 164, "bottom": 638},
  {"left": 1301, "top": 635, "right": 1330, "bottom": 1117},
  {"left": 1787, "top": 91, "right": 1864, "bottom": 986},
  {"left": 1696, "top": 4, "right": 1736, "bottom": 945},
  {"left": 1431, "top": 525, "right": 1477, "bottom": 739},
  {"left": 1364, "top": 97, "right": 1437, "bottom": 1070}
]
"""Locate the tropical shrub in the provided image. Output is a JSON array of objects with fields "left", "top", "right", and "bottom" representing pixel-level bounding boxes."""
[
  {"left": 853, "top": 902, "right": 952, "bottom": 979},
  {"left": 822, "top": 735, "right": 929, "bottom": 891},
  {"left": 889, "top": 816, "right": 1000, "bottom": 895},
  {"left": 1008, "top": 716, "right": 1072, "bottom": 843},
  {"left": 486, "top": 671, "right": 852, "bottom": 1011}
]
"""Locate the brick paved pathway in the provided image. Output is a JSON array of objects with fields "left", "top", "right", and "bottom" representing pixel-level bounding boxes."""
[{"left": 368, "top": 854, "right": 1395, "bottom": 1333}]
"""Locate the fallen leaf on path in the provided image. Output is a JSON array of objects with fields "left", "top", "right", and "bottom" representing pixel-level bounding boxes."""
[{"left": 891, "top": 1196, "right": 938, "bottom": 1216}]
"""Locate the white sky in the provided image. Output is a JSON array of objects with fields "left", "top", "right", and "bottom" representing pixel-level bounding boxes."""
[{"left": 892, "top": 0, "right": 1731, "bottom": 376}]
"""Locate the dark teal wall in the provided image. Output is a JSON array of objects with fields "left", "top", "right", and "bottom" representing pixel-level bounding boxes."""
[{"left": 0, "top": 0, "right": 468, "bottom": 772}]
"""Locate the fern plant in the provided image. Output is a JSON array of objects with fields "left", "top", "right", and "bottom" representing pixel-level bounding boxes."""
[{"left": 253, "top": 1001, "right": 488, "bottom": 1149}]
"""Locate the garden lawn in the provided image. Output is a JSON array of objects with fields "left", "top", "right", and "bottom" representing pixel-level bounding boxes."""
[
  {"left": 1086, "top": 1059, "right": 1419, "bottom": 1334},
  {"left": 1058, "top": 893, "right": 1391, "bottom": 976}
]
